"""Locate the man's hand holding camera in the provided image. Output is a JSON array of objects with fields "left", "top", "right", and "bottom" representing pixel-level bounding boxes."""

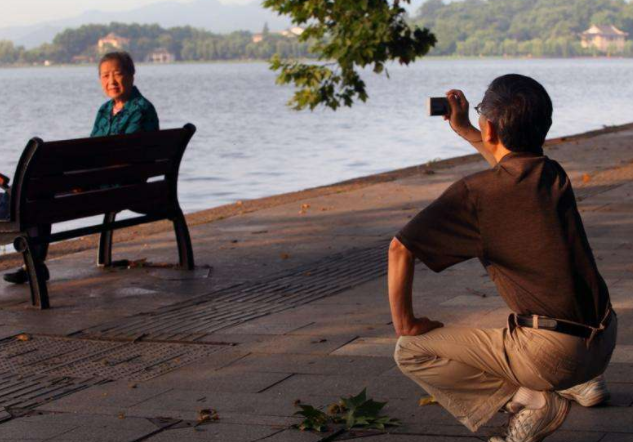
[{"left": 444, "top": 89, "right": 482, "bottom": 143}]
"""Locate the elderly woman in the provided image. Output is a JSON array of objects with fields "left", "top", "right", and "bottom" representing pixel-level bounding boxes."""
[
  {"left": 3, "top": 51, "right": 159, "bottom": 285},
  {"left": 92, "top": 51, "right": 159, "bottom": 136}
]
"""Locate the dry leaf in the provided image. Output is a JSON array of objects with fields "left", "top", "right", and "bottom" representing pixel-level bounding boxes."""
[
  {"left": 127, "top": 258, "right": 148, "bottom": 268},
  {"left": 16, "top": 334, "right": 31, "bottom": 342},
  {"left": 327, "top": 403, "right": 342, "bottom": 415},
  {"left": 301, "top": 204, "right": 310, "bottom": 209},
  {"left": 582, "top": 173, "right": 591, "bottom": 183},
  {"left": 419, "top": 396, "right": 437, "bottom": 407},
  {"left": 118, "top": 412, "right": 126, "bottom": 419},
  {"left": 197, "top": 408, "right": 219, "bottom": 425},
  {"left": 280, "top": 253, "right": 291, "bottom": 260}
]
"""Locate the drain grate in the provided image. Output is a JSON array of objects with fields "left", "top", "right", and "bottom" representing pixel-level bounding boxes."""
[
  {"left": 75, "top": 240, "right": 390, "bottom": 342},
  {"left": 0, "top": 335, "right": 226, "bottom": 418},
  {"left": 0, "top": 336, "right": 224, "bottom": 382},
  {"left": 0, "top": 372, "right": 105, "bottom": 422}
]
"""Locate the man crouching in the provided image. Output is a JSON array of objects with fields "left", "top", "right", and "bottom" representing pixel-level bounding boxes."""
[{"left": 388, "top": 74, "right": 617, "bottom": 442}]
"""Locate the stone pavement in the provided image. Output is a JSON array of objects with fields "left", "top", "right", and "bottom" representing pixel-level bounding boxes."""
[{"left": 0, "top": 126, "right": 632, "bottom": 441}]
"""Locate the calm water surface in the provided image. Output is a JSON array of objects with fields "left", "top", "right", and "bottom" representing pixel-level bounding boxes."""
[{"left": 1, "top": 58, "right": 632, "bottom": 217}]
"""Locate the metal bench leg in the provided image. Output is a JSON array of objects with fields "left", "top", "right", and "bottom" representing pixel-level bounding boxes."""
[
  {"left": 14, "top": 236, "right": 50, "bottom": 310},
  {"left": 173, "top": 210, "right": 194, "bottom": 270},
  {"left": 98, "top": 212, "right": 117, "bottom": 267}
]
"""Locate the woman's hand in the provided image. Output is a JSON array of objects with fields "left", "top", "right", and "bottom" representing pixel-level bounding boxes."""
[
  {"left": 397, "top": 317, "right": 444, "bottom": 336},
  {"left": 444, "top": 89, "right": 474, "bottom": 135}
]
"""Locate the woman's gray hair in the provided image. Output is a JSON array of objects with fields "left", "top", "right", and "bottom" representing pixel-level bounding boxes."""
[{"left": 98, "top": 51, "right": 136, "bottom": 76}]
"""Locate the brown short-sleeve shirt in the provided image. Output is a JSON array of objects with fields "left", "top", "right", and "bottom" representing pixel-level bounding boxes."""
[{"left": 397, "top": 152, "right": 610, "bottom": 327}]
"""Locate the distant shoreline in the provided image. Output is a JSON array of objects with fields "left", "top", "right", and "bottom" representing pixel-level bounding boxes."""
[{"left": 0, "top": 55, "right": 632, "bottom": 70}]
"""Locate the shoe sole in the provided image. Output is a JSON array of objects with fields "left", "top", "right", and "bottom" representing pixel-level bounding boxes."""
[
  {"left": 527, "top": 397, "right": 570, "bottom": 442},
  {"left": 558, "top": 390, "right": 610, "bottom": 407}
]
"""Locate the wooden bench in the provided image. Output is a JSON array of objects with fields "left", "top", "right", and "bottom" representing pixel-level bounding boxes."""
[{"left": 0, "top": 124, "right": 197, "bottom": 309}]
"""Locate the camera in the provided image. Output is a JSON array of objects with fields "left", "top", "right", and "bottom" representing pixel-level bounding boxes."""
[{"left": 428, "top": 97, "right": 450, "bottom": 117}]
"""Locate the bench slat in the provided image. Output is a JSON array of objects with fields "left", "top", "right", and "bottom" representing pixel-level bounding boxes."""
[
  {"left": 29, "top": 142, "right": 181, "bottom": 177},
  {"left": 25, "top": 162, "right": 172, "bottom": 200},
  {"left": 23, "top": 181, "right": 172, "bottom": 225},
  {"left": 33, "top": 129, "right": 183, "bottom": 158}
]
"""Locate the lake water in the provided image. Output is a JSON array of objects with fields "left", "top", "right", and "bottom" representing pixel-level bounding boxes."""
[{"left": 1, "top": 58, "right": 632, "bottom": 217}]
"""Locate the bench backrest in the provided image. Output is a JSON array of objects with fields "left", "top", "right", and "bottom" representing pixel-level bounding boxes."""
[{"left": 10, "top": 124, "right": 196, "bottom": 228}]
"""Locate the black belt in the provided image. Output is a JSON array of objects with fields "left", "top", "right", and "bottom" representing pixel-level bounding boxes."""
[{"left": 515, "top": 311, "right": 612, "bottom": 339}]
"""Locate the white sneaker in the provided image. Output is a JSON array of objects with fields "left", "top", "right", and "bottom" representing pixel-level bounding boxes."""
[
  {"left": 489, "top": 392, "right": 570, "bottom": 442},
  {"left": 558, "top": 375, "right": 610, "bottom": 407}
]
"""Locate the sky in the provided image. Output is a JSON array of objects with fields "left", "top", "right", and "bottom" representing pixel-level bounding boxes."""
[
  {"left": 1, "top": 0, "right": 228, "bottom": 28},
  {"left": 0, "top": 0, "right": 428, "bottom": 29}
]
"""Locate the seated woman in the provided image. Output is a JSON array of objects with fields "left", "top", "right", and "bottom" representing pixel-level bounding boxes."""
[
  {"left": 92, "top": 51, "right": 159, "bottom": 136},
  {"left": 3, "top": 51, "right": 159, "bottom": 285}
]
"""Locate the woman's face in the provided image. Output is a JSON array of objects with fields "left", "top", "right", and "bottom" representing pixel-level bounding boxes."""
[{"left": 99, "top": 59, "right": 134, "bottom": 102}]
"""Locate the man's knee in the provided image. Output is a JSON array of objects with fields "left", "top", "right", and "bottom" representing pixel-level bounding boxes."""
[{"left": 394, "top": 336, "right": 434, "bottom": 372}]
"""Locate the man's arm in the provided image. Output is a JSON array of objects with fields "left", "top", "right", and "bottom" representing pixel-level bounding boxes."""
[
  {"left": 388, "top": 238, "right": 443, "bottom": 336},
  {"left": 445, "top": 89, "right": 497, "bottom": 167}
]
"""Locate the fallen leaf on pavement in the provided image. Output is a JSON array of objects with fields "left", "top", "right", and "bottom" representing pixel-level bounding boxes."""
[
  {"left": 197, "top": 408, "right": 219, "bottom": 426},
  {"left": 419, "top": 396, "right": 437, "bottom": 407}
]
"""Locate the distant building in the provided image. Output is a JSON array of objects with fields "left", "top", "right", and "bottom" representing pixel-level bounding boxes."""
[
  {"left": 279, "top": 26, "right": 305, "bottom": 38},
  {"left": 581, "top": 25, "right": 628, "bottom": 52},
  {"left": 252, "top": 33, "right": 264, "bottom": 44},
  {"left": 146, "top": 48, "right": 176, "bottom": 64},
  {"left": 72, "top": 55, "right": 95, "bottom": 64},
  {"left": 98, "top": 33, "right": 130, "bottom": 52}
]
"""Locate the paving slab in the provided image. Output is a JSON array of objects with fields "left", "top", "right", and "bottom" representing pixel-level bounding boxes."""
[
  {"left": 143, "top": 423, "right": 282, "bottom": 441},
  {"left": 217, "top": 353, "right": 396, "bottom": 376},
  {"left": 0, "top": 418, "right": 77, "bottom": 440}
]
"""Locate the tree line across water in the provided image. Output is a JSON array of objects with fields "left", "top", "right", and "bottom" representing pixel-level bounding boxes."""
[
  {"left": 413, "top": 0, "right": 633, "bottom": 57},
  {"left": 0, "top": 23, "right": 312, "bottom": 65},
  {"left": 2, "top": 0, "right": 633, "bottom": 66}
]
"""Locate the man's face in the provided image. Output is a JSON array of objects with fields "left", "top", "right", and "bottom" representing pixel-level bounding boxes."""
[{"left": 99, "top": 59, "right": 134, "bottom": 102}]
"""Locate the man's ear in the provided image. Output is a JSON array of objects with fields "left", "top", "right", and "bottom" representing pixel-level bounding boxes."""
[{"left": 483, "top": 120, "right": 499, "bottom": 144}]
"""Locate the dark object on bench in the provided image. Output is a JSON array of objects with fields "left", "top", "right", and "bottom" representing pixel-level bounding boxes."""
[{"left": 0, "top": 124, "right": 197, "bottom": 309}]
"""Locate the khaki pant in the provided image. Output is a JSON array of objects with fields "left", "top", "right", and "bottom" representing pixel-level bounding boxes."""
[{"left": 394, "top": 313, "right": 617, "bottom": 432}]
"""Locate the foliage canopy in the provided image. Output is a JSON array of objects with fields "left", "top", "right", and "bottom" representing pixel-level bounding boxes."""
[
  {"left": 263, "top": 0, "right": 436, "bottom": 110},
  {"left": 0, "top": 23, "right": 311, "bottom": 66},
  {"left": 414, "top": 0, "right": 633, "bottom": 57}
]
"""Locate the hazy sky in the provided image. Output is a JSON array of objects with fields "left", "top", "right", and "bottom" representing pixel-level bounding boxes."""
[
  {"left": 0, "top": 0, "right": 247, "bottom": 28},
  {"left": 1, "top": 0, "right": 427, "bottom": 28}
]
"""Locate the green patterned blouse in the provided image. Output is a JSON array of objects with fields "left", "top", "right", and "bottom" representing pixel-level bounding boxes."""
[{"left": 90, "top": 86, "right": 159, "bottom": 137}]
